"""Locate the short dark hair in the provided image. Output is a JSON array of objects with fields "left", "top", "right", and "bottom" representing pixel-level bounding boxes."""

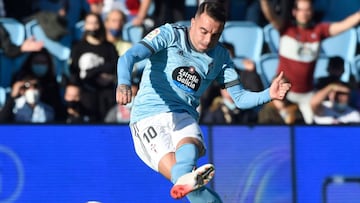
[{"left": 196, "top": 1, "right": 227, "bottom": 23}]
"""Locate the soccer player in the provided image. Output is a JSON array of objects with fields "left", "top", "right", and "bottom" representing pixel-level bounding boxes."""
[{"left": 116, "top": 1, "right": 291, "bottom": 202}]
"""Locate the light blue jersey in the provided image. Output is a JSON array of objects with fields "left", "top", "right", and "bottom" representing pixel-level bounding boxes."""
[{"left": 117, "top": 23, "right": 271, "bottom": 124}]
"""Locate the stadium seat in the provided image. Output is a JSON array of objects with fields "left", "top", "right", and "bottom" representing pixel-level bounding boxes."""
[
  {"left": 0, "top": 18, "right": 26, "bottom": 87},
  {"left": 257, "top": 53, "right": 279, "bottom": 88},
  {"left": 0, "top": 86, "right": 7, "bottom": 108},
  {"left": 221, "top": 21, "right": 264, "bottom": 64},
  {"left": 25, "top": 19, "right": 71, "bottom": 61},
  {"left": 25, "top": 19, "right": 71, "bottom": 82},
  {"left": 320, "top": 28, "right": 357, "bottom": 62},
  {"left": 320, "top": 28, "right": 358, "bottom": 82},
  {"left": 313, "top": 54, "right": 355, "bottom": 85},
  {"left": 313, "top": 55, "right": 330, "bottom": 83},
  {"left": 0, "top": 18, "right": 25, "bottom": 46},
  {"left": 352, "top": 54, "right": 360, "bottom": 81},
  {"left": 263, "top": 23, "right": 279, "bottom": 53},
  {"left": 175, "top": 20, "right": 191, "bottom": 27}
]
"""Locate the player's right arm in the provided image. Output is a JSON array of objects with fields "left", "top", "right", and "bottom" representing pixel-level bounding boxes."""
[
  {"left": 260, "top": 0, "right": 285, "bottom": 31},
  {"left": 116, "top": 43, "right": 152, "bottom": 105}
]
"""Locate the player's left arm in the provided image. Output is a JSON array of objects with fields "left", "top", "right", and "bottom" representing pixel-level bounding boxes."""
[
  {"left": 227, "top": 72, "right": 291, "bottom": 109},
  {"left": 329, "top": 9, "right": 360, "bottom": 36}
]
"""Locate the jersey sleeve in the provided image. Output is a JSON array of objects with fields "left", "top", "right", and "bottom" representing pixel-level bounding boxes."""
[
  {"left": 316, "top": 22, "right": 331, "bottom": 39},
  {"left": 117, "top": 43, "right": 152, "bottom": 86},
  {"left": 214, "top": 47, "right": 242, "bottom": 88},
  {"left": 140, "top": 23, "right": 175, "bottom": 54},
  {"left": 227, "top": 85, "right": 271, "bottom": 109}
]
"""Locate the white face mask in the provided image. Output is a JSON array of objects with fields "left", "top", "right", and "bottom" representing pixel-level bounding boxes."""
[
  {"left": 24, "top": 89, "right": 40, "bottom": 104},
  {"left": 334, "top": 102, "right": 348, "bottom": 112}
]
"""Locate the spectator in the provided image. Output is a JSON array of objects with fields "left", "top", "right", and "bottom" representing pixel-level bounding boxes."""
[
  {"left": 12, "top": 48, "right": 67, "bottom": 121},
  {"left": 63, "top": 81, "right": 93, "bottom": 123},
  {"left": 151, "top": 0, "right": 185, "bottom": 28},
  {"left": 258, "top": 97, "right": 304, "bottom": 124},
  {"left": 87, "top": 0, "right": 104, "bottom": 15},
  {"left": 0, "top": 23, "right": 43, "bottom": 58},
  {"left": 201, "top": 86, "right": 259, "bottom": 124},
  {"left": 244, "top": 0, "right": 293, "bottom": 27},
  {"left": 0, "top": 74, "right": 55, "bottom": 123},
  {"left": 104, "top": 69, "right": 141, "bottom": 123},
  {"left": 102, "top": 0, "right": 153, "bottom": 28},
  {"left": 104, "top": 8, "right": 132, "bottom": 56},
  {"left": 315, "top": 56, "right": 357, "bottom": 90},
  {"left": 310, "top": 82, "right": 360, "bottom": 124},
  {"left": 69, "top": 12, "right": 118, "bottom": 122},
  {"left": 260, "top": 0, "right": 360, "bottom": 124},
  {"left": 258, "top": 74, "right": 304, "bottom": 124}
]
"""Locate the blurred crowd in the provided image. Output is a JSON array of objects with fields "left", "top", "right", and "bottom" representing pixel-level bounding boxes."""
[{"left": 0, "top": 0, "right": 360, "bottom": 125}]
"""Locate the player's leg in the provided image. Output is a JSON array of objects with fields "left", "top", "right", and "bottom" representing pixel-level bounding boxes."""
[
  {"left": 166, "top": 112, "right": 222, "bottom": 202},
  {"left": 165, "top": 143, "right": 221, "bottom": 203}
]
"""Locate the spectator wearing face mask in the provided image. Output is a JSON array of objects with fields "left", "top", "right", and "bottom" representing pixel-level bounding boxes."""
[
  {"left": 0, "top": 75, "right": 55, "bottom": 123},
  {"left": 310, "top": 82, "right": 360, "bottom": 124},
  {"left": 12, "top": 48, "right": 67, "bottom": 121},
  {"left": 63, "top": 80, "right": 93, "bottom": 123},
  {"left": 201, "top": 84, "right": 259, "bottom": 124},
  {"left": 87, "top": 0, "right": 105, "bottom": 16},
  {"left": 104, "top": 8, "right": 132, "bottom": 56},
  {"left": 69, "top": 12, "right": 119, "bottom": 122}
]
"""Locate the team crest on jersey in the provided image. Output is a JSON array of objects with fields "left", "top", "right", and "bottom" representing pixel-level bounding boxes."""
[
  {"left": 145, "top": 28, "right": 160, "bottom": 41},
  {"left": 172, "top": 66, "right": 201, "bottom": 93},
  {"left": 177, "top": 50, "right": 184, "bottom": 56}
]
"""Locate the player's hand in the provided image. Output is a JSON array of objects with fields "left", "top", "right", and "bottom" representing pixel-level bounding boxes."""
[
  {"left": 269, "top": 71, "right": 291, "bottom": 100},
  {"left": 116, "top": 84, "right": 132, "bottom": 105}
]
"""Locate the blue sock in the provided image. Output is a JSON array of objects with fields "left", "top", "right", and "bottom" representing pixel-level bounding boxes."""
[
  {"left": 170, "top": 144, "right": 222, "bottom": 203},
  {"left": 171, "top": 143, "right": 198, "bottom": 183},
  {"left": 187, "top": 187, "right": 223, "bottom": 203}
]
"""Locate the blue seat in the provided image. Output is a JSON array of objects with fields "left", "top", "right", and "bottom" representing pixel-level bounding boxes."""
[
  {"left": 257, "top": 53, "right": 279, "bottom": 88},
  {"left": 312, "top": 55, "right": 355, "bottom": 85},
  {"left": 320, "top": 28, "right": 357, "bottom": 62},
  {"left": 313, "top": 55, "right": 330, "bottom": 81},
  {"left": 122, "top": 22, "right": 144, "bottom": 44},
  {"left": 25, "top": 19, "right": 71, "bottom": 61},
  {"left": 0, "top": 86, "right": 7, "bottom": 108},
  {"left": 221, "top": 21, "right": 264, "bottom": 64},
  {"left": 259, "top": 54, "right": 354, "bottom": 88},
  {"left": 320, "top": 27, "right": 358, "bottom": 82},
  {"left": 0, "top": 18, "right": 26, "bottom": 87},
  {"left": 263, "top": 23, "right": 279, "bottom": 53},
  {"left": 175, "top": 20, "right": 191, "bottom": 27},
  {"left": 352, "top": 54, "right": 360, "bottom": 80},
  {"left": 0, "top": 18, "right": 25, "bottom": 46},
  {"left": 25, "top": 19, "right": 71, "bottom": 81}
]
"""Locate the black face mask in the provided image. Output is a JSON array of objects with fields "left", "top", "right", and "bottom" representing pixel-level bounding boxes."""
[
  {"left": 66, "top": 101, "right": 81, "bottom": 110},
  {"left": 84, "top": 30, "right": 101, "bottom": 38}
]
